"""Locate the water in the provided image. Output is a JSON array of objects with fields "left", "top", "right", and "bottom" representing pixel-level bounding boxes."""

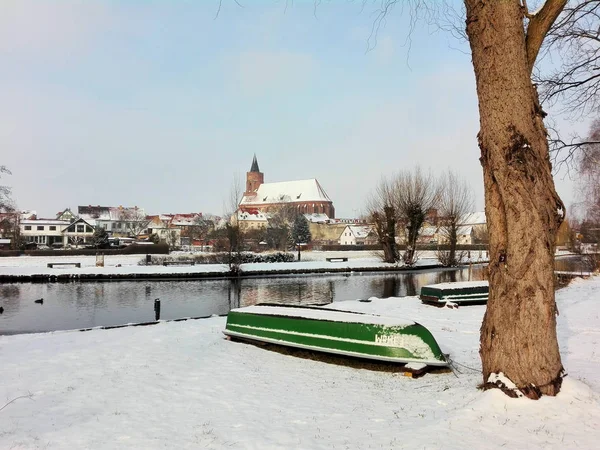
[{"left": 0, "top": 266, "right": 485, "bottom": 335}]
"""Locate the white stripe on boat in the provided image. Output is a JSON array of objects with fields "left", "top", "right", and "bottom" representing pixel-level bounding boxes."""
[{"left": 223, "top": 330, "right": 448, "bottom": 366}]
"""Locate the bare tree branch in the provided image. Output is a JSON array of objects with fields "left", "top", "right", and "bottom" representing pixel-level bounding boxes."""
[{"left": 526, "top": 0, "right": 569, "bottom": 73}]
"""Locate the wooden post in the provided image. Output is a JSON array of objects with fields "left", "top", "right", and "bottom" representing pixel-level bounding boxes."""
[{"left": 154, "top": 298, "right": 161, "bottom": 321}]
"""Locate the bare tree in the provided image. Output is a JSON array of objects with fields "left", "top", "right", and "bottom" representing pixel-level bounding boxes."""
[
  {"left": 394, "top": 167, "right": 440, "bottom": 266},
  {"left": 0, "top": 166, "right": 20, "bottom": 249},
  {"left": 120, "top": 207, "right": 149, "bottom": 237},
  {"left": 188, "top": 215, "right": 214, "bottom": 242},
  {"left": 574, "top": 118, "right": 600, "bottom": 223},
  {"left": 0, "top": 166, "right": 14, "bottom": 213},
  {"left": 531, "top": 1, "right": 600, "bottom": 164},
  {"left": 224, "top": 174, "right": 245, "bottom": 269},
  {"left": 436, "top": 170, "right": 474, "bottom": 266},
  {"left": 266, "top": 202, "right": 297, "bottom": 251},
  {"left": 366, "top": 177, "right": 399, "bottom": 263}
]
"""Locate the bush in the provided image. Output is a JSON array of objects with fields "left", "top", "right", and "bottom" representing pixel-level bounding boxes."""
[{"left": 142, "top": 251, "right": 295, "bottom": 266}]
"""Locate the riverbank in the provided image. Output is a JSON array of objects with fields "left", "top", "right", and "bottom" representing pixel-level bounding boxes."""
[
  {"left": 1, "top": 276, "right": 599, "bottom": 449},
  {"left": 0, "top": 251, "right": 466, "bottom": 282}
]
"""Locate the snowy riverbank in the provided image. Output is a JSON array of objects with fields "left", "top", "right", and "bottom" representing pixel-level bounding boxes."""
[
  {"left": 0, "top": 251, "right": 452, "bottom": 281},
  {"left": 1, "top": 276, "right": 599, "bottom": 449}
]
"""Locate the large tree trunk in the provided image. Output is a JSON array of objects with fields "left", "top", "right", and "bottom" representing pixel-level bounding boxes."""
[{"left": 465, "top": 0, "right": 565, "bottom": 398}]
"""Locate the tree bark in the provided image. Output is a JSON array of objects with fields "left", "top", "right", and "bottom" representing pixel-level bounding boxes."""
[{"left": 465, "top": 0, "right": 565, "bottom": 397}]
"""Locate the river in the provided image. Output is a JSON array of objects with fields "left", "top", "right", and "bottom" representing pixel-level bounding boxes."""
[{"left": 0, "top": 266, "right": 490, "bottom": 335}]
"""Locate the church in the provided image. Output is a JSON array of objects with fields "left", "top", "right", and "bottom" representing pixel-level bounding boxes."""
[{"left": 239, "top": 155, "right": 335, "bottom": 219}]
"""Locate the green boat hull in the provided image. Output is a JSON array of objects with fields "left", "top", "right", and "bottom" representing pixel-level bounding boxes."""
[
  {"left": 224, "top": 304, "right": 448, "bottom": 367},
  {"left": 420, "top": 281, "right": 489, "bottom": 305}
]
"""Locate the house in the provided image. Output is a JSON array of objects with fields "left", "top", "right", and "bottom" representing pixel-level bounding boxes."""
[
  {"left": 417, "top": 226, "right": 438, "bottom": 244},
  {"left": 338, "top": 225, "right": 377, "bottom": 246},
  {"left": 459, "top": 211, "right": 488, "bottom": 244},
  {"left": 62, "top": 218, "right": 96, "bottom": 247},
  {"left": 239, "top": 155, "right": 335, "bottom": 219},
  {"left": 20, "top": 219, "right": 71, "bottom": 247},
  {"left": 56, "top": 208, "right": 77, "bottom": 222},
  {"left": 78, "top": 205, "right": 147, "bottom": 237},
  {"left": 234, "top": 210, "right": 269, "bottom": 231},
  {"left": 145, "top": 215, "right": 182, "bottom": 248},
  {"left": 20, "top": 210, "right": 37, "bottom": 220}
]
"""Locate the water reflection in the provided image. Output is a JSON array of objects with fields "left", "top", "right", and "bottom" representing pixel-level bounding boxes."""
[{"left": 0, "top": 266, "right": 487, "bottom": 335}]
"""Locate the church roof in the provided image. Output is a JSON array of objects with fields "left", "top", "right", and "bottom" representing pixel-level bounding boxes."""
[
  {"left": 241, "top": 179, "right": 332, "bottom": 205},
  {"left": 250, "top": 154, "right": 260, "bottom": 173}
]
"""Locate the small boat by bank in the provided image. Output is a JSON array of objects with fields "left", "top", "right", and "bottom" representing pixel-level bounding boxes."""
[
  {"left": 223, "top": 304, "right": 448, "bottom": 367},
  {"left": 420, "top": 281, "right": 489, "bottom": 306}
]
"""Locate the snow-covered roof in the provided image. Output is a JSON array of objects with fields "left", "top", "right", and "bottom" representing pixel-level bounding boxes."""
[
  {"left": 237, "top": 211, "right": 268, "bottom": 222},
  {"left": 457, "top": 225, "right": 473, "bottom": 236},
  {"left": 346, "top": 225, "right": 374, "bottom": 238},
  {"left": 420, "top": 226, "right": 438, "bottom": 237},
  {"left": 78, "top": 206, "right": 145, "bottom": 221},
  {"left": 20, "top": 210, "right": 37, "bottom": 220},
  {"left": 63, "top": 217, "right": 97, "bottom": 231},
  {"left": 304, "top": 213, "right": 330, "bottom": 223},
  {"left": 460, "top": 212, "right": 486, "bottom": 225},
  {"left": 21, "top": 219, "right": 70, "bottom": 226},
  {"left": 241, "top": 179, "right": 332, "bottom": 205}
]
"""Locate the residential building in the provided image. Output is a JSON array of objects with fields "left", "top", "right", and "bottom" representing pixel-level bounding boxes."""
[
  {"left": 63, "top": 218, "right": 96, "bottom": 247},
  {"left": 145, "top": 215, "right": 182, "bottom": 248},
  {"left": 78, "top": 205, "right": 147, "bottom": 237},
  {"left": 56, "top": 208, "right": 77, "bottom": 222},
  {"left": 20, "top": 219, "right": 71, "bottom": 247},
  {"left": 338, "top": 225, "right": 377, "bottom": 246},
  {"left": 235, "top": 210, "right": 269, "bottom": 231},
  {"left": 459, "top": 211, "right": 488, "bottom": 244}
]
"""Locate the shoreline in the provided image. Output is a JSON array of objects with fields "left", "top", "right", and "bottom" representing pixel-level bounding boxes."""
[{"left": 0, "top": 263, "right": 450, "bottom": 283}]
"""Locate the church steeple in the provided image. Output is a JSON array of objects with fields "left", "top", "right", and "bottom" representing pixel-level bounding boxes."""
[
  {"left": 245, "top": 154, "right": 264, "bottom": 195},
  {"left": 250, "top": 154, "right": 260, "bottom": 173}
]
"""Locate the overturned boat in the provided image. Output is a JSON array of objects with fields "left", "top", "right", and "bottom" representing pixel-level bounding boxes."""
[
  {"left": 420, "top": 281, "right": 489, "bottom": 306},
  {"left": 223, "top": 304, "right": 448, "bottom": 367}
]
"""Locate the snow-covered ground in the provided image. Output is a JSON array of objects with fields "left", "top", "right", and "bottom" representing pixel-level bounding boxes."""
[
  {"left": 0, "top": 252, "right": 413, "bottom": 277},
  {"left": 1, "top": 276, "right": 599, "bottom": 449},
  {"left": 0, "top": 251, "right": 482, "bottom": 278}
]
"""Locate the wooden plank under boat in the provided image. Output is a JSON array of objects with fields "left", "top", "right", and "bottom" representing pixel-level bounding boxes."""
[
  {"left": 223, "top": 304, "right": 448, "bottom": 367},
  {"left": 420, "top": 281, "right": 489, "bottom": 306}
]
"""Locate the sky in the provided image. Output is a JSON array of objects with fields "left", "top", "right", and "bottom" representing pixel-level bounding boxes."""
[{"left": 0, "top": 0, "right": 589, "bottom": 219}]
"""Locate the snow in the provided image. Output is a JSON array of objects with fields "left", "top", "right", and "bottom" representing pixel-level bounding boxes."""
[
  {"left": 425, "top": 280, "right": 489, "bottom": 290},
  {"left": 0, "top": 251, "right": 446, "bottom": 278},
  {"left": 232, "top": 304, "right": 415, "bottom": 327},
  {"left": 1, "top": 275, "right": 600, "bottom": 449},
  {"left": 240, "top": 178, "right": 332, "bottom": 204}
]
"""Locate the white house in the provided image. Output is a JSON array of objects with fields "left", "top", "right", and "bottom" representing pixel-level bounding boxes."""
[
  {"left": 338, "top": 225, "right": 377, "bottom": 245},
  {"left": 62, "top": 218, "right": 96, "bottom": 247},
  {"left": 20, "top": 219, "right": 71, "bottom": 247}
]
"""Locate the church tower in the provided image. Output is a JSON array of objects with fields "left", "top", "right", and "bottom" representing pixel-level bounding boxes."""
[{"left": 245, "top": 154, "right": 264, "bottom": 195}]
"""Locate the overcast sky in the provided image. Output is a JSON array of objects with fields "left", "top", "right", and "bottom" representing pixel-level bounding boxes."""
[{"left": 0, "top": 0, "right": 588, "bottom": 218}]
